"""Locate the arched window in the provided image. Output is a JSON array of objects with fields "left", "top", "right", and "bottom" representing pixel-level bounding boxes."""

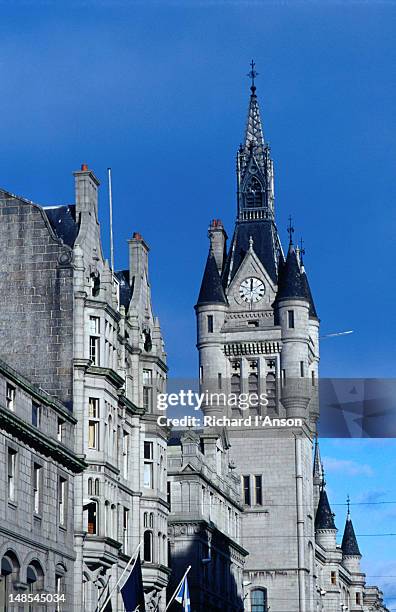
[
  {"left": 55, "top": 563, "right": 67, "bottom": 611},
  {"left": 86, "top": 501, "right": 98, "bottom": 535},
  {"left": 231, "top": 374, "right": 241, "bottom": 395},
  {"left": 94, "top": 478, "right": 100, "bottom": 496},
  {"left": 107, "top": 416, "right": 113, "bottom": 456},
  {"left": 144, "top": 512, "right": 148, "bottom": 528},
  {"left": 27, "top": 561, "right": 44, "bottom": 611},
  {"left": 88, "top": 478, "right": 93, "bottom": 495},
  {"left": 251, "top": 588, "right": 267, "bottom": 612},
  {"left": 144, "top": 530, "right": 153, "bottom": 563},
  {"left": 111, "top": 505, "right": 117, "bottom": 541},
  {"left": 105, "top": 501, "right": 110, "bottom": 537},
  {"left": 266, "top": 373, "right": 276, "bottom": 411},
  {"left": 245, "top": 177, "right": 263, "bottom": 208},
  {"left": 248, "top": 372, "right": 258, "bottom": 395},
  {"left": 1, "top": 551, "right": 20, "bottom": 610}
]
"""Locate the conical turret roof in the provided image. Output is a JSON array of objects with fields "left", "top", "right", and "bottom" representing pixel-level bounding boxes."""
[
  {"left": 341, "top": 516, "right": 361, "bottom": 556},
  {"left": 276, "top": 243, "right": 307, "bottom": 302},
  {"left": 197, "top": 249, "right": 227, "bottom": 306},
  {"left": 315, "top": 487, "right": 336, "bottom": 531}
]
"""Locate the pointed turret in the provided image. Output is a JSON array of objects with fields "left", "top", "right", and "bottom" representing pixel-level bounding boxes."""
[
  {"left": 315, "top": 487, "right": 336, "bottom": 531},
  {"left": 313, "top": 436, "right": 323, "bottom": 483},
  {"left": 275, "top": 242, "right": 307, "bottom": 303},
  {"left": 342, "top": 512, "right": 361, "bottom": 557},
  {"left": 197, "top": 249, "right": 227, "bottom": 306}
]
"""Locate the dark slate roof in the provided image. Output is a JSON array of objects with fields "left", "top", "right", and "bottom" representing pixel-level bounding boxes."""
[
  {"left": 43, "top": 205, "right": 79, "bottom": 247},
  {"left": 197, "top": 250, "right": 227, "bottom": 306},
  {"left": 341, "top": 517, "right": 361, "bottom": 556},
  {"left": 115, "top": 269, "right": 133, "bottom": 309},
  {"left": 275, "top": 243, "right": 307, "bottom": 302},
  {"left": 222, "top": 220, "right": 278, "bottom": 286},
  {"left": 302, "top": 270, "right": 318, "bottom": 319},
  {"left": 315, "top": 488, "right": 336, "bottom": 530}
]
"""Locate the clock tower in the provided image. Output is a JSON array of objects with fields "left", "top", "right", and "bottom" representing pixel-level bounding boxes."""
[{"left": 195, "top": 69, "right": 320, "bottom": 612}]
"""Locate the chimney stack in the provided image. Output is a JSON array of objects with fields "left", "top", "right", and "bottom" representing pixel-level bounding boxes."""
[
  {"left": 73, "top": 163, "right": 100, "bottom": 218},
  {"left": 208, "top": 219, "right": 227, "bottom": 274}
]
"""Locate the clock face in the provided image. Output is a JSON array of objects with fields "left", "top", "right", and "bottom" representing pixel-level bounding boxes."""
[{"left": 239, "top": 277, "right": 265, "bottom": 303}]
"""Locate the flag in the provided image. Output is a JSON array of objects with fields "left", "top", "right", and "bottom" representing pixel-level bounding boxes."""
[
  {"left": 174, "top": 575, "right": 190, "bottom": 612},
  {"left": 120, "top": 555, "right": 146, "bottom": 612}
]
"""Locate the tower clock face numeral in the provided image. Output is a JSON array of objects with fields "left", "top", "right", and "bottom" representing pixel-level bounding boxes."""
[{"left": 239, "top": 277, "right": 265, "bottom": 303}]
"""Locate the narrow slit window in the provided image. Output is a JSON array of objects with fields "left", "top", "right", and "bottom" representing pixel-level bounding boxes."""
[
  {"left": 288, "top": 310, "right": 294, "bottom": 329},
  {"left": 207, "top": 315, "right": 214, "bottom": 333}
]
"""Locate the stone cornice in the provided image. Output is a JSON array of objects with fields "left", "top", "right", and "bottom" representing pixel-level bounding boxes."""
[
  {"left": 0, "top": 406, "right": 87, "bottom": 473},
  {"left": 86, "top": 366, "right": 124, "bottom": 389}
]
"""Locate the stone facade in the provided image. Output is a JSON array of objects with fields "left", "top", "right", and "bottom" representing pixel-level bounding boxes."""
[
  {"left": 0, "top": 167, "right": 169, "bottom": 611},
  {"left": 0, "top": 358, "right": 85, "bottom": 612},
  {"left": 194, "top": 82, "right": 388, "bottom": 612},
  {"left": 167, "top": 429, "right": 248, "bottom": 611}
]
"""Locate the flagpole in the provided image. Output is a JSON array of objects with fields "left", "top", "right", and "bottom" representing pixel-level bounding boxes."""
[
  {"left": 165, "top": 565, "right": 191, "bottom": 611},
  {"left": 98, "top": 541, "right": 142, "bottom": 612}
]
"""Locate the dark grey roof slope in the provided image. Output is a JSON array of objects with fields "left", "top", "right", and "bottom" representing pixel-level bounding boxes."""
[
  {"left": 43, "top": 205, "right": 78, "bottom": 247},
  {"left": 315, "top": 488, "right": 336, "bottom": 530},
  {"left": 301, "top": 270, "right": 318, "bottom": 319},
  {"left": 275, "top": 243, "right": 307, "bottom": 302},
  {"left": 197, "top": 250, "right": 227, "bottom": 306},
  {"left": 115, "top": 270, "right": 133, "bottom": 310},
  {"left": 222, "top": 220, "right": 278, "bottom": 286},
  {"left": 341, "top": 517, "right": 361, "bottom": 556}
]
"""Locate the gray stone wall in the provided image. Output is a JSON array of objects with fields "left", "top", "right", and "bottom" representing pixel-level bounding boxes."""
[{"left": 0, "top": 192, "right": 74, "bottom": 407}]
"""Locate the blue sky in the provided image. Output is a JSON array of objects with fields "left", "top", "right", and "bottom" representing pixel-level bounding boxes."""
[{"left": 1, "top": 0, "right": 395, "bottom": 606}]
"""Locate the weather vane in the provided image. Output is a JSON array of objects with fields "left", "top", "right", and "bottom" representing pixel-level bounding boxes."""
[
  {"left": 299, "top": 237, "right": 305, "bottom": 263},
  {"left": 247, "top": 59, "right": 258, "bottom": 93},
  {"left": 347, "top": 494, "right": 350, "bottom": 517},
  {"left": 287, "top": 215, "right": 295, "bottom": 244}
]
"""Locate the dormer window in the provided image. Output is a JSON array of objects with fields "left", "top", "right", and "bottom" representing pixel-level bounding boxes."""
[{"left": 245, "top": 177, "right": 263, "bottom": 208}]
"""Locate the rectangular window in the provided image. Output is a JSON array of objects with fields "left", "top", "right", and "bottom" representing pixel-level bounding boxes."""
[
  {"left": 312, "top": 370, "right": 315, "bottom": 387},
  {"left": 89, "top": 316, "right": 100, "bottom": 335},
  {"left": 331, "top": 571, "right": 337, "bottom": 585},
  {"left": 254, "top": 475, "right": 263, "bottom": 505},
  {"left": 288, "top": 310, "right": 295, "bottom": 329},
  {"left": 6, "top": 383, "right": 15, "bottom": 411},
  {"left": 144, "top": 441, "right": 154, "bottom": 488},
  {"left": 123, "top": 508, "right": 129, "bottom": 552},
  {"left": 143, "top": 386, "right": 152, "bottom": 412},
  {"left": 199, "top": 366, "right": 203, "bottom": 383},
  {"left": 33, "top": 464, "right": 42, "bottom": 514},
  {"left": 167, "top": 482, "right": 172, "bottom": 511},
  {"left": 57, "top": 418, "right": 64, "bottom": 442},
  {"left": 300, "top": 361, "right": 305, "bottom": 377},
  {"left": 242, "top": 475, "right": 251, "bottom": 506},
  {"left": 88, "top": 398, "right": 99, "bottom": 450},
  {"left": 89, "top": 336, "right": 100, "bottom": 366},
  {"left": 143, "top": 369, "right": 153, "bottom": 412},
  {"left": 218, "top": 373, "right": 222, "bottom": 390},
  {"left": 58, "top": 477, "right": 67, "bottom": 526},
  {"left": 356, "top": 593, "right": 361, "bottom": 605},
  {"left": 122, "top": 431, "right": 129, "bottom": 479},
  {"left": 7, "top": 449, "right": 17, "bottom": 501},
  {"left": 32, "top": 402, "right": 41, "bottom": 428},
  {"left": 207, "top": 315, "right": 214, "bottom": 333}
]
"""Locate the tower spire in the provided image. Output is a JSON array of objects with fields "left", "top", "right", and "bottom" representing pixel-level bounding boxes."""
[{"left": 242, "top": 61, "right": 265, "bottom": 173}]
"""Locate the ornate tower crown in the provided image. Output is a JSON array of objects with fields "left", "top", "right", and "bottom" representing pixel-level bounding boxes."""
[{"left": 237, "top": 61, "right": 275, "bottom": 221}]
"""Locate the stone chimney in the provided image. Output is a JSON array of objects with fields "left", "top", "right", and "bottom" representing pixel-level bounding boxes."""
[
  {"left": 73, "top": 163, "right": 100, "bottom": 218},
  {"left": 208, "top": 219, "right": 227, "bottom": 274},
  {"left": 128, "top": 232, "right": 149, "bottom": 282}
]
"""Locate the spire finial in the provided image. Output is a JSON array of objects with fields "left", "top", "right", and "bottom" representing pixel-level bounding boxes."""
[
  {"left": 347, "top": 494, "right": 350, "bottom": 518},
  {"left": 249, "top": 235, "right": 254, "bottom": 251},
  {"left": 287, "top": 216, "right": 295, "bottom": 245},
  {"left": 299, "top": 237, "right": 305, "bottom": 265},
  {"left": 247, "top": 59, "right": 258, "bottom": 94}
]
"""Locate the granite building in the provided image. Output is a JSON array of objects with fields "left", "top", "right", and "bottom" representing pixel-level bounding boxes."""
[
  {"left": 0, "top": 168, "right": 169, "bottom": 611},
  {"left": 167, "top": 428, "right": 248, "bottom": 611},
  {"left": 193, "top": 74, "right": 388, "bottom": 612},
  {"left": 0, "top": 358, "right": 85, "bottom": 611}
]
